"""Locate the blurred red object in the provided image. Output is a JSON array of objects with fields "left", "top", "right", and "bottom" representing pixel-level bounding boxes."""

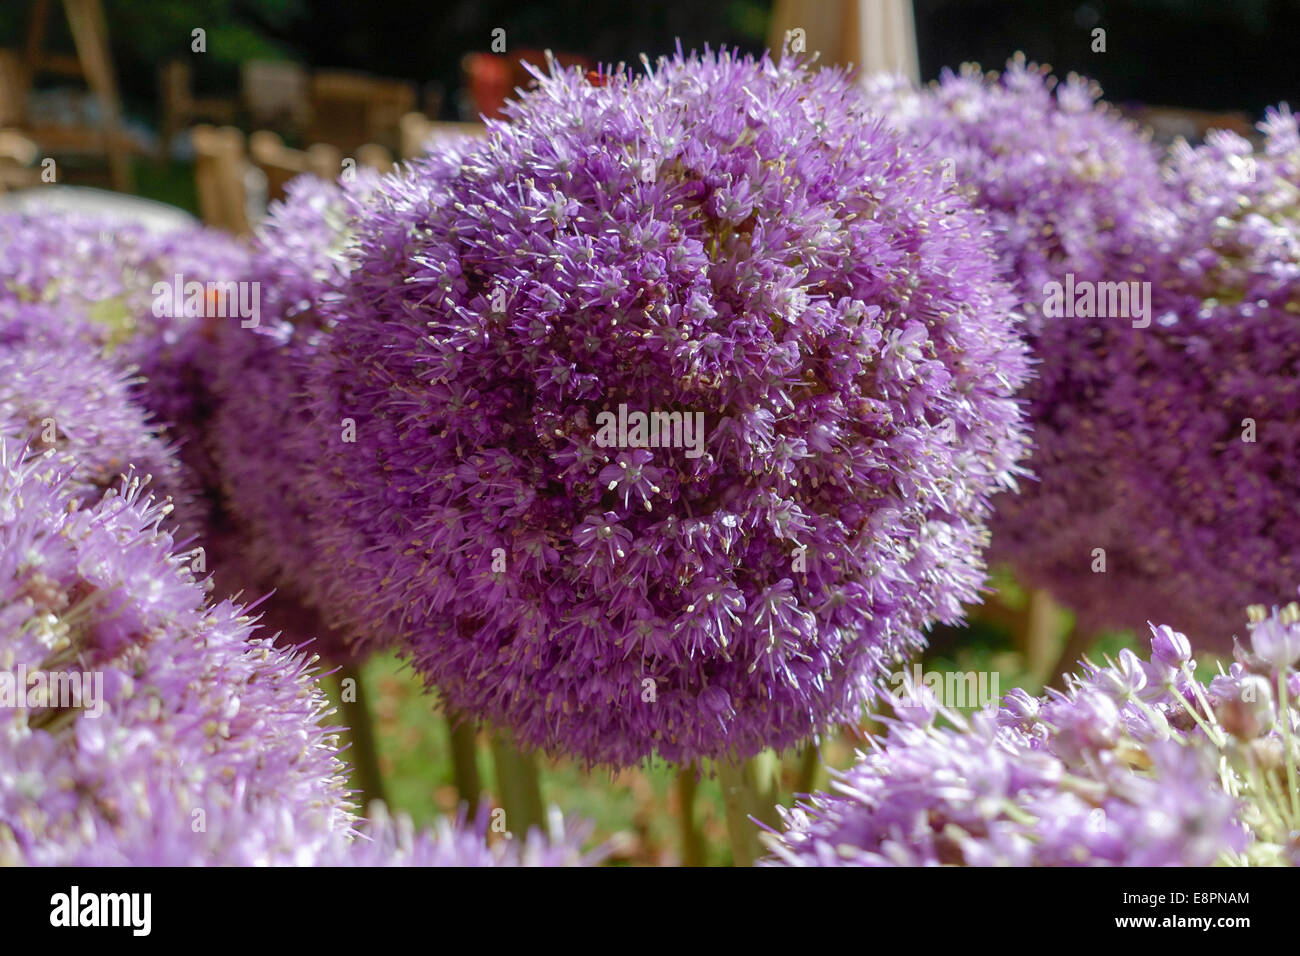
[{"left": 462, "top": 49, "right": 592, "bottom": 120}]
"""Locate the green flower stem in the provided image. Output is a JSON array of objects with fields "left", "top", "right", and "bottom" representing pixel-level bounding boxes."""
[
  {"left": 676, "top": 766, "right": 705, "bottom": 866},
  {"left": 1279, "top": 671, "right": 1300, "bottom": 825},
  {"left": 445, "top": 709, "right": 483, "bottom": 810},
  {"left": 1048, "top": 620, "right": 1095, "bottom": 690},
  {"left": 1025, "top": 587, "right": 1061, "bottom": 683},
  {"left": 718, "top": 753, "right": 782, "bottom": 867},
  {"left": 795, "top": 743, "right": 821, "bottom": 797},
  {"left": 490, "top": 733, "right": 545, "bottom": 836},
  {"left": 335, "top": 662, "right": 387, "bottom": 811}
]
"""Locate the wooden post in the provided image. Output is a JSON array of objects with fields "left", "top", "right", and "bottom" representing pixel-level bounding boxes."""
[
  {"left": 22, "top": 0, "right": 133, "bottom": 191},
  {"left": 192, "top": 124, "right": 251, "bottom": 234},
  {"left": 62, "top": 0, "right": 131, "bottom": 191},
  {"left": 22, "top": 0, "right": 52, "bottom": 95}
]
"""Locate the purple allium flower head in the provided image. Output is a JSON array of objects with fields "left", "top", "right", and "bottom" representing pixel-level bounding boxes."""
[
  {"left": 0, "top": 214, "right": 149, "bottom": 323},
  {"left": 997, "top": 106, "right": 1300, "bottom": 648},
  {"left": 872, "top": 64, "right": 1300, "bottom": 651},
  {"left": 761, "top": 621, "right": 1296, "bottom": 866},
  {"left": 0, "top": 439, "right": 600, "bottom": 866},
  {"left": 323, "top": 803, "right": 605, "bottom": 867},
  {"left": 864, "top": 60, "right": 1169, "bottom": 625},
  {"left": 1085, "top": 107, "right": 1300, "bottom": 646},
  {"left": 0, "top": 299, "right": 101, "bottom": 354},
  {"left": 206, "top": 171, "right": 385, "bottom": 661},
  {"left": 0, "top": 189, "right": 373, "bottom": 665},
  {"left": 0, "top": 440, "right": 354, "bottom": 864},
  {"left": 0, "top": 211, "right": 249, "bottom": 359},
  {"left": 117, "top": 228, "right": 256, "bottom": 487},
  {"left": 0, "top": 337, "right": 195, "bottom": 527},
  {"left": 864, "top": 56, "right": 1166, "bottom": 326},
  {"left": 412, "top": 124, "right": 484, "bottom": 161},
  {"left": 308, "top": 49, "right": 1030, "bottom": 765},
  {"left": 0, "top": 211, "right": 255, "bottom": 487},
  {"left": 768, "top": 598, "right": 1300, "bottom": 866}
]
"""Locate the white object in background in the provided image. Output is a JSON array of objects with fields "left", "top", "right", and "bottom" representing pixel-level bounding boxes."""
[
  {"left": 242, "top": 163, "right": 268, "bottom": 231},
  {"left": 768, "top": 0, "right": 920, "bottom": 84},
  {"left": 0, "top": 185, "right": 196, "bottom": 234},
  {"left": 857, "top": 0, "right": 920, "bottom": 83}
]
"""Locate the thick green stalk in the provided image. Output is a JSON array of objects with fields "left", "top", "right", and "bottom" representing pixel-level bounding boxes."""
[
  {"left": 1048, "top": 622, "right": 1095, "bottom": 690},
  {"left": 676, "top": 765, "right": 706, "bottom": 866},
  {"left": 795, "top": 743, "right": 820, "bottom": 797},
  {"left": 1026, "top": 588, "right": 1061, "bottom": 685},
  {"left": 1279, "top": 671, "right": 1300, "bottom": 825},
  {"left": 335, "top": 663, "right": 387, "bottom": 811},
  {"left": 717, "top": 753, "right": 782, "bottom": 867},
  {"left": 490, "top": 733, "right": 545, "bottom": 836},
  {"left": 445, "top": 709, "right": 483, "bottom": 810}
]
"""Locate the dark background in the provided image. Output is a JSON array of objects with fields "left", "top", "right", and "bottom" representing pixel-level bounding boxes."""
[{"left": 3, "top": 0, "right": 1298, "bottom": 122}]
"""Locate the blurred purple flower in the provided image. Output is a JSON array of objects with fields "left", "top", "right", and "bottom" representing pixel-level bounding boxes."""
[
  {"left": 0, "top": 439, "right": 351, "bottom": 864},
  {"left": 873, "top": 63, "right": 1300, "bottom": 652},
  {"left": 0, "top": 336, "right": 195, "bottom": 528},
  {"left": 206, "top": 172, "right": 384, "bottom": 662}
]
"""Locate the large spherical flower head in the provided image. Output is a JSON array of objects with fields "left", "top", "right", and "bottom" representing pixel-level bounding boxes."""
[
  {"left": 72, "top": 799, "right": 603, "bottom": 866},
  {"left": 1157, "top": 105, "right": 1300, "bottom": 311},
  {"left": 0, "top": 298, "right": 101, "bottom": 354},
  {"left": 864, "top": 56, "right": 1166, "bottom": 327},
  {"left": 0, "top": 440, "right": 358, "bottom": 865},
  {"left": 416, "top": 125, "right": 484, "bottom": 161},
  {"left": 1031, "top": 603, "right": 1300, "bottom": 866},
  {"left": 247, "top": 170, "right": 386, "bottom": 320},
  {"left": 762, "top": 715, "right": 1240, "bottom": 867},
  {"left": 0, "top": 211, "right": 249, "bottom": 358},
  {"left": 299, "top": 146, "right": 477, "bottom": 649},
  {"left": 1112, "top": 107, "right": 1300, "bottom": 643},
  {"left": 0, "top": 337, "right": 196, "bottom": 528},
  {"left": 312, "top": 49, "right": 1030, "bottom": 766},
  {"left": 864, "top": 59, "right": 1187, "bottom": 637},
  {"left": 207, "top": 171, "right": 385, "bottom": 662},
  {"left": 885, "top": 63, "right": 1298, "bottom": 653}
]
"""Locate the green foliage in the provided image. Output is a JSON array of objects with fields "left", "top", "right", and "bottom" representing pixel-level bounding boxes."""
[
  {"left": 130, "top": 158, "right": 199, "bottom": 214},
  {"left": 104, "top": 0, "right": 303, "bottom": 65}
]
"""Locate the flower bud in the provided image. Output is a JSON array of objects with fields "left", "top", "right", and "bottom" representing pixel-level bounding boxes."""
[
  {"left": 1150, "top": 624, "right": 1192, "bottom": 666},
  {"left": 1215, "top": 675, "right": 1273, "bottom": 739}
]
